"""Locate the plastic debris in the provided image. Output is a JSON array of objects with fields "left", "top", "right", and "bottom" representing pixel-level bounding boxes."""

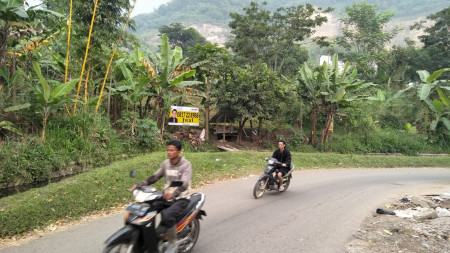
[
  {"left": 399, "top": 197, "right": 410, "bottom": 203},
  {"left": 389, "top": 228, "right": 399, "bottom": 233},
  {"left": 376, "top": 208, "right": 396, "bottom": 215}
]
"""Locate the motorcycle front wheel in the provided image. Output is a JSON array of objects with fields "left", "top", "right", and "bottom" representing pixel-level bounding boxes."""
[
  {"left": 253, "top": 178, "right": 268, "bottom": 199},
  {"left": 102, "top": 242, "right": 136, "bottom": 253}
]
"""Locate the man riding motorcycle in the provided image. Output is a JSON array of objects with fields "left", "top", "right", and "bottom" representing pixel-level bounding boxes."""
[
  {"left": 271, "top": 140, "right": 291, "bottom": 191},
  {"left": 131, "top": 140, "right": 191, "bottom": 253}
]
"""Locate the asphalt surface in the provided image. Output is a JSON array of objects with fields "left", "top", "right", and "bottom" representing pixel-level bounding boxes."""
[{"left": 1, "top": 168, "right": 450, "bottom": 253}]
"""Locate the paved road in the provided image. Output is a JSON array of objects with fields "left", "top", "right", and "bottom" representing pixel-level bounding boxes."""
[{"left": 1, "top": 168, "right": 450, "bottom": 253}]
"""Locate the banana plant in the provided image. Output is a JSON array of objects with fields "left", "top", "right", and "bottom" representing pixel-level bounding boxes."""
[
  {"left": 318, "top": 54, "right": 376, "bottom": 144},
  {"left": 114, "top": 59, "right": 151, "bottom": 136},
  {"left": 298, "top": 62, "right": 323, "bottom": 145},
  {"left": 1, "top": 102, "right": 30, "bottom": 135},
  {"left": 32, "top": 61, "right": 78, "bottom": 141},
  {"left": 146, "top": 34, "right": 201, "bottom": 126},
  {"left": 417, "top": 68, "right": 450, "bottom": 135},
  {"left": 0, "top": 120, "right": 22, "bottom": 135},
  {"left": 299, "top": 54, "right": 376, "bottom": 145}
]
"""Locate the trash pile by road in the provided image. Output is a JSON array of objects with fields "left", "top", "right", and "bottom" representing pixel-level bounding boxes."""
[{"left": 378, "top": 193, "right": 450, "bottom": 221}]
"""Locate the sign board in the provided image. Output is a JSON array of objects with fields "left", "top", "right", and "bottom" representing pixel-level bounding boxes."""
[{"left": 168, "top": 106, "right": 199, "bottom": 126}]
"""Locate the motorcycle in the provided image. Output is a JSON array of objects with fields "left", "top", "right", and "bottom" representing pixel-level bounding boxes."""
[
  {"left": 103, "top": 170, "right": 207, "bottom": 253},
  {"left": 253, "top": 158, "right": 294, "bottom": 199}
]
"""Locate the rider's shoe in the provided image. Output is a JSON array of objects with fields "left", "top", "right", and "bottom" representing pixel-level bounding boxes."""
[
  {"left": 279, "top": 185, "right": 285, "bottom": 192},
  {"left": 166, "top": 226, "right": 178, "bottom": 253}
]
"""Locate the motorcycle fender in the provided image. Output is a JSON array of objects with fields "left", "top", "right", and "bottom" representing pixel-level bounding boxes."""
[
  {"left": 104, "top": 225, "right": 137, "bottom": 246},
  {"left": 257, "top": 174, "right": 270, "bottom": 181},
  {"left": 197, "top": 210, "right": 207, "bottom": 220}
]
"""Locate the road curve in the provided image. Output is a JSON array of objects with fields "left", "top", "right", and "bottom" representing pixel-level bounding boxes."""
[{"left": 1, "top": 168, "right": 449, "bottom": 253}]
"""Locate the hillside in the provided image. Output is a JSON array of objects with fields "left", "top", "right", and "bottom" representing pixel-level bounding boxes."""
[{"left": 132, "top": 0, "right": 448, "bottom": 50}]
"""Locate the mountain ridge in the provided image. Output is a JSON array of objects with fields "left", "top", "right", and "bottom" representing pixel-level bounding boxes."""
[{"left": 132, "top": 0, "right": 448, "bottom": 49}]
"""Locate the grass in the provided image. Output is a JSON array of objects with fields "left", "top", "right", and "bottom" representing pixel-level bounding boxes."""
[{"left": 0, "top": 151, "right": 449, "bottom": 238}]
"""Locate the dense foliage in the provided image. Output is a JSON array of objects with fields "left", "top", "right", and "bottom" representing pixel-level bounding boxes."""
[{"left": 0, "top": 0, "right": 449, "bottom": 192}]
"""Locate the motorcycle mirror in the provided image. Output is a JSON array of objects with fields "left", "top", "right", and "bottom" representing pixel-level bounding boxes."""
[
  {"left": 170, "top": 180, "right": 183, "bottom": 187},
  {"left": 130, "top": 170, "right": 137, "bottom": 178}
]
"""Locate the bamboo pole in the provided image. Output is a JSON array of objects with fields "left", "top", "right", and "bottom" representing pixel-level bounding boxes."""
[
  {"left": 73, "top": 0, "right": 99, "bottom": 116},
  {"left": 63, "top": 0, "right": 73, "bottom": 116},
  {"left": 84, "top": 65, "right": 91, "bottom": 108},
  {"left": 95, "top": 0, "right": 137, "bottom": 116}
]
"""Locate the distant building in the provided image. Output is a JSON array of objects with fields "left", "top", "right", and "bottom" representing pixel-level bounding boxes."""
[
  {"left": 319, "top": 55, "right": 345, "bottom": 71},
  {"left": 319, "top": 55, "right": 378, "bottom": 72}
]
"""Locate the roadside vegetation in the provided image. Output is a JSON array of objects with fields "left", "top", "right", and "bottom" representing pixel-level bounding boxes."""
[{"left": 1, "top": 151, "right": 449, "bottom": 238}]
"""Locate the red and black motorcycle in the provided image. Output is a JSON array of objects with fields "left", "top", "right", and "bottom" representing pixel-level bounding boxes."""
[{"left": 103, "top": 171, "right": 206, "bottom": 253}]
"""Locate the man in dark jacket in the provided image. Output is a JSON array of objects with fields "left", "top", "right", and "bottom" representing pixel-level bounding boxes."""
[{"left": 272, "top": 140, "right": 291, "bottom": 191}]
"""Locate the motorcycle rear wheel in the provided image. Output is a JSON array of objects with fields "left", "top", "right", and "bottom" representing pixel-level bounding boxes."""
[
  {"left": 253, "top": 178, "right": 268, "bottom": 199},
  {"left": 102, "top": 242, "right": 136, "bottom": 253},
  {"left": 282, "top": 175, "right": 291, "bottom": 192},
  {"left": 177, "top": 217, "right": 201, "bottom": 253}
]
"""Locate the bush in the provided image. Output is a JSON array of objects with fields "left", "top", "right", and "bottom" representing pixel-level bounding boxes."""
[
  {"left": 330, "top": 128, "right": 444, "bottom": 155},
  {"left": 0, "top": 113, "right": 139, "bottom": 187},
  {"left": 136, "top": 118, "right": 160, "bottom": 150}
]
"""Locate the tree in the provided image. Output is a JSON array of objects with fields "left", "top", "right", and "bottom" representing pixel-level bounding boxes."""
[
  {"left": 188, "top": 43, "right": 232, "bottom": 140},
  {"left": 335, "top": 2, "right": 399, "bottom": 54},
  {"left": 333, "top": 2, "right": 400, "bottom": 82},
  {"left": 0, "top": 0, "right": 62, "bottom": 88},
  {"left": 158, "top": 23, "right": 208, "bottom": 56},
  {"left": 215, "top": 63, "right": 282, "bottom": 142},
  {"left": 374, "top": 42, "right": 433, "bottom": 89},
  {"left": 42, "top": 0, "right": 137, "bottom": 100},
  {"left": 412, "top": 7, "right": 450, "bottom": 73},
  {"left": 227, "top": 1, "right": 331, "bottom": 75}
]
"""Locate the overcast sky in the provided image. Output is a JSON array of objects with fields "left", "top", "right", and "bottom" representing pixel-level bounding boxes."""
[{"left": 26, "top": 0, "right": 171, "bottom": 16}]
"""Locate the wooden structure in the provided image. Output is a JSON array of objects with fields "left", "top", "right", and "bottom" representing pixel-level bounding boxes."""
[{"left": 210, "top": 111, "right": 239, "bottom": 141}]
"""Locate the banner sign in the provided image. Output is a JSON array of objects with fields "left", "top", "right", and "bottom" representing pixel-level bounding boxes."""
[{"left": 168, "top": 106, "right": 199, "bottom": 126}]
